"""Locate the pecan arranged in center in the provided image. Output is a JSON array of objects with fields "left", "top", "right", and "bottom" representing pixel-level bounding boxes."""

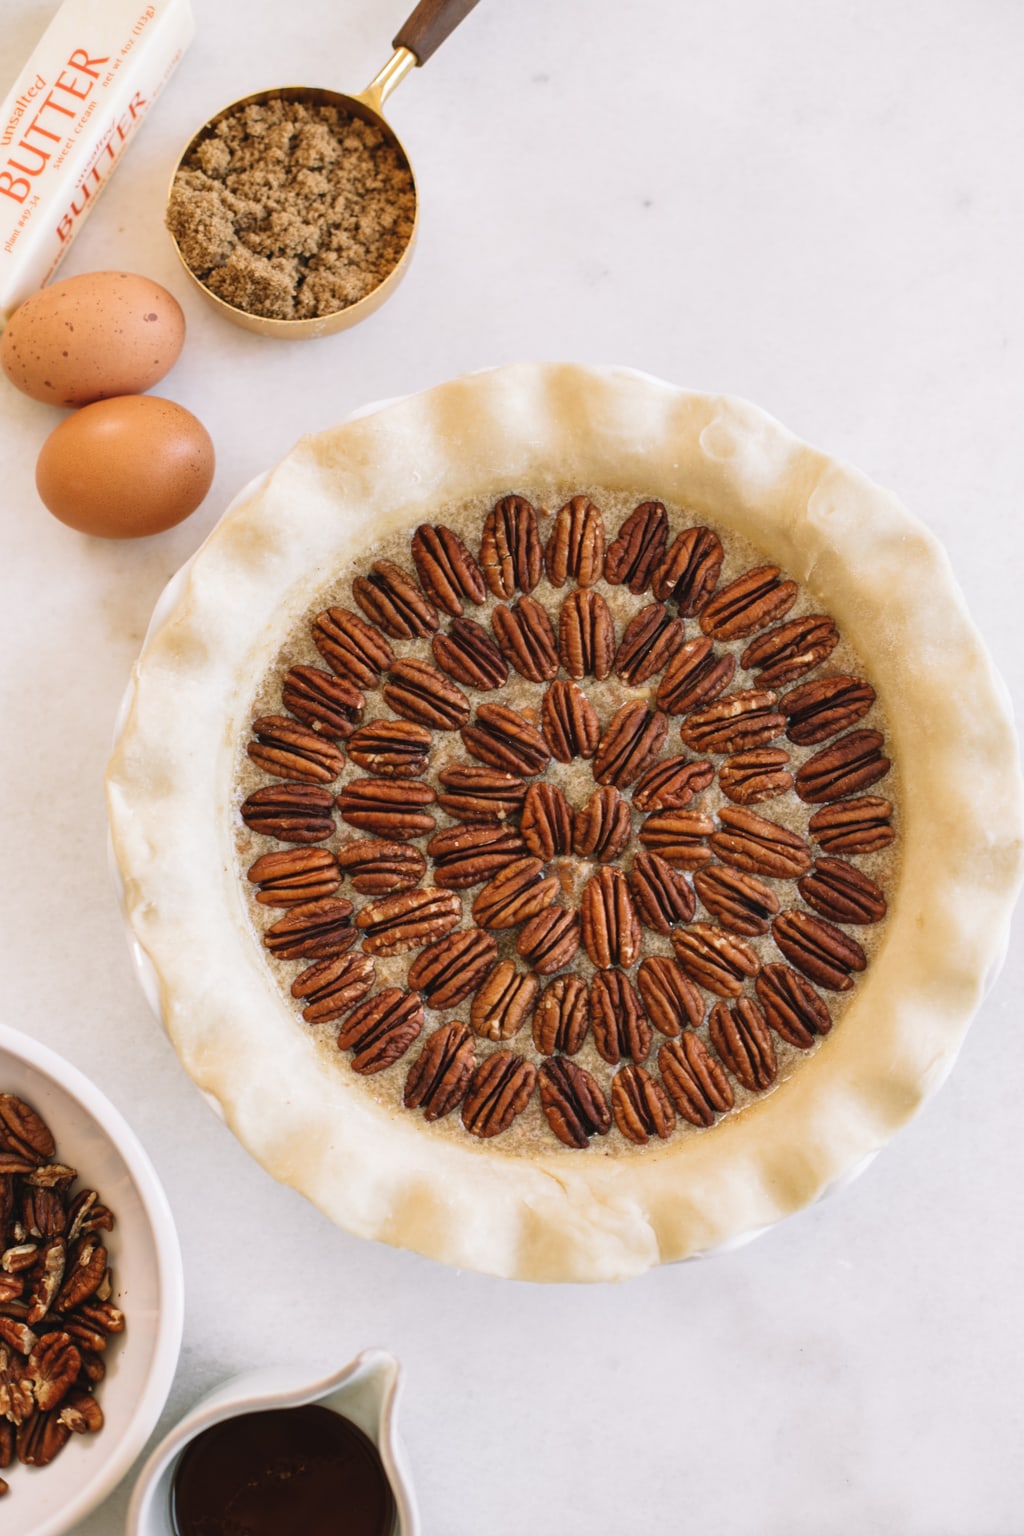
[{"left": 241, "top": 491, "right": 895, "bottom": 1151}]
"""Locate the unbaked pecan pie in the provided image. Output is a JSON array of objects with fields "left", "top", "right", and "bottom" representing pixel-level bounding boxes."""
[
  {"left": 107, "top": 365, "right": 1023, "bottom": 1280},
  {"left": 237, "top": 490, "right": 897, "bottom": 1152}
]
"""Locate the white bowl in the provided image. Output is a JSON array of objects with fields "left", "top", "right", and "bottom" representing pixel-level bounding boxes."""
[
  {"left": 127, "top": 1348, "right": 419, "bottom": 1535},
  {"left": 0, "top": 1023, "right": 184, "bottom": 1535}
]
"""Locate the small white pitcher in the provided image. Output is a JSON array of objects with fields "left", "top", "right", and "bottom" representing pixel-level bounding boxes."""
[{"left": 127, "top": 1348, "right": 418, "bottom": 1536}]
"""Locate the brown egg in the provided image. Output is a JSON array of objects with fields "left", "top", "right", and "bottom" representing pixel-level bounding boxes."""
[
  {"left": 1, "top": 271, "right": 186, "bottom": 407},
  {"left": 36, "top": 395, "right": 215, "bottom": 538}
]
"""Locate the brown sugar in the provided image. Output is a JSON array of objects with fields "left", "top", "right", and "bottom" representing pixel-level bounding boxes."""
[{"left": 167, "top": 98, "right": 417, "bottom": 321}]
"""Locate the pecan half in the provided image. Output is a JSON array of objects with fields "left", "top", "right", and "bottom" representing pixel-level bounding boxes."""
[
  {"left": 247, "top": 847, "right": 341, "bottom": 907},
  {"left": 16, "top": 1408, "right": 70, "bottom": 1467},
  {"left": 461, "top": 704, "right": 551, "bottom": 777},
  {"left": 718, "top": 748, "right": 794, "bottom": 804},
  {"left": 659, "top": 1033, "right": 734, "bottom": 1125},
  {"left": 411, "top": 523, "right": 486, "bottom": 615},
  {"left": 693, "top": 863, "right": 780, "bottom": 936},
  {"left": 516, "top": 907, "right": 580, "bottom": 973},
  {"left": 240, "top": 782, "right": 335, "bottom": 844},
  {"left": 0, "top": 1100, "right": 55, "bottom": 1165},
  {"left": 472, "top": 858, "right": 560, "bottom": 929},
  {"left": 407, "top": 928, "right": 498, "bottom": 1008},
  {"left": 796, "top": 730, "right": 891, "bottom": 803},
  {"left": 709, "top": 805, "right": 812, "bottom": 878},
  {"left": 581, "top": 868, "right": 642, "bottom": 968},
  {"left": 470, "top": 961, "right": 539, "bottom": 1041},
  {"left": 679, "top": 690, "right": 785, "bottom": 755},
  {"left": 334, "top": 838, "right": 426, "bottom": 894},
  {"left": 604, "top": 501, "right": 669, "bottom": 593},
  {"left": 25, "top": 1237, "right": 66, "bottom": 1325},
  {"left": 352, "top": 560, "right": 439, "bottom": 639},
  {"left": 436, "top": 766, "right": 527, "bottom": 823},
  {"left": 544, "top": 496, "right": 606, "bottom": 587},
  {"left": 636, "top": 956, "right": 704, "bottom": 1037},
  {"left": 772, "top": 911, "right": 867, "bottom": 991},
  {"left": 432, "top": 616, "right": 509, "bottom": 690},
  {"left": 670, "top": 923, "right": 760, "bottom": 996},
  {"left": 312, "top": 606, "right": 394, "bottom": 687},
  {"left": 593, "top": 703, "right": 668, "bottom": 788},
  {"left": 652, "top": 526, "right": 723, "bottom": 613},
  {"left": 337, "top": 988, "right": 424, "bottom": 1073},
  {"left": 27, "top": 1333, "right": 79, "bottom": 1413},
  {"left": 629, "top": 851, "right": 696, "bottom": 933},
  {"left": 532, "top": 975, "right": 590, "bottom": 1055},
  {"left": 638, "top": 809, "right": 714, "bottom": 869},
  {"left": 404, "top": 1022, "right": 475, "bottom": 1120},
  {"left": 461, "top": 1053, "right": 537, "bottom": 1138},
  {"left": 808, "top": 797, "right": 894, "bottom": 854},
  {"left": 539, "top": 1058, "right": 611, "bottom": 1148},
  {"left": 345, "top": 719, "right": 431, "bottom": 778},
  {"left": 54, "top": 1237, "right": 106, "bottom": 1312},
  {"left": 263, "top": 898, "right": 355, "bottom": 961},
  {"left": 480, "top": 495, "right": 543, "bottom": 598},
  {"left": 247, "top": 715, "right": 345, "bottom": 784},
  {"left": 782, "top": 675, "right": 876, "bottom": 746},
  {"left": 355, "top": 889, "right": 461, "bottom": 956},
  {"left": 491, "top": 597, "right": 559, "bottom": 683},
  {"left": 541, "top": 681, "right": 600, "bottom": 762},
  {"left": 57, "top": 1388, "right": 103, "bottom": 1435},
  {"left": 613, "top": 603, "right": 686, "bottom": 686},
  {"left": 799, "top": 857, "right": 887, "bottom": 925},
  {"left": 382, "top": 659, "right": 470, "bottom": 731},
  {"left": 632, "top": 754, "right": 714, "bottom": 812},
  {"left": 428, "top": 823, "right": 527, "bottom": 888},
  {"left": 740, "top": 614, "right": 840, "bottom": 689},
  {"left": 611, "top": 1064, "right": 675, "bottom": 1144},
  {"left": 290, "top": 952, "right": 377, "bottom": 1024},
  {"left": 755, "top": 963, "right": 832, "bottom": 1047},
  {"left": 699, "top": 564, "right": 798, "bottom": 640},
  {"left": 656, "top": 636, "right": 736, "bottom": 716},
  {"left": 520, "top": 782, "right": 573, "bottom": 860},
  {"left": 589, "top": 971, "right": 652, "bottom": 1065},
  {"left": 708, "top": 999, "right": 777, "bottom": 1091},
  {"left": 282, "top": 665, "right": 363, "bottom": 738},
  {"left": 575, "top": 783, "right": 636, "bottom": 864},
  {"left": 558, "top": 588, "right": 615, "bottom": 679},
  {"left": 336, "top": 777, "right": 436, "bottom": 839}
]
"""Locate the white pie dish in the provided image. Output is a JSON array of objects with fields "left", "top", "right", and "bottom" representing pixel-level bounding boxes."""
[
  {"left": 105, "top": 362, "right": 1024, "bottom": 1283},
  {"left": 0, "top": 1023, "right": 183, "bottom": 1535}
]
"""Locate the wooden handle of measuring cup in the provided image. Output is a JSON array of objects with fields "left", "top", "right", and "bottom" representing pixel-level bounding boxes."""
[{"left": 393, "top": 0, "right": 482, "bottom": 65}]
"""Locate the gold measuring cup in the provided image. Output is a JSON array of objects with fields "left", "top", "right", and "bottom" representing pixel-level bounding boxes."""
[{"left": 166, "top": 0, "right": 482, "bottom": 339}]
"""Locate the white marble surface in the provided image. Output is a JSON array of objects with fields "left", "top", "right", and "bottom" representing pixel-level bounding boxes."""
[{"left": 2, "top": 2, "right": 1023, "bottom": 1532}]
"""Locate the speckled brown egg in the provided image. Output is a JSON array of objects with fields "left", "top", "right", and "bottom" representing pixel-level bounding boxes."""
[
  {"left": 1, "top": 271, "right": 186, "bottom": 407},
  {"left": 35, "top": 394, "right": 215, "bottom": 538}
]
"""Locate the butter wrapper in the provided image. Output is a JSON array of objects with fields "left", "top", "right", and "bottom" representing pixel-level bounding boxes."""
[{"left": 0, "top": 0, "right": 194, "bottom": 323}]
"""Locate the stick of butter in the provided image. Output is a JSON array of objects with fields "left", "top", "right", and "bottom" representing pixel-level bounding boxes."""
[{"left": 0, "top": 0, "right": 194, "bottom": 323}]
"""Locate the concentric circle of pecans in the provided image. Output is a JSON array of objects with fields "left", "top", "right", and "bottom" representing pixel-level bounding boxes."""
[
  {"left": 242, "top": 490, "right": 895, "bottom": 1153},
  {"left": 0, "top": 1094, "right": 118, "bottom": 1489}
]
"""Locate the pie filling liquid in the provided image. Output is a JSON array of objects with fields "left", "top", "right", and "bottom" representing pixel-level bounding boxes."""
[{"left": 171, "top": 1404, "right": 396, "bottom": 1536}]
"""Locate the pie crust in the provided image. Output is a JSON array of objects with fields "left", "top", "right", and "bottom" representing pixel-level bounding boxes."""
[{"left": 106, "top": 363, "right": 1024, "bottom": 1281}]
